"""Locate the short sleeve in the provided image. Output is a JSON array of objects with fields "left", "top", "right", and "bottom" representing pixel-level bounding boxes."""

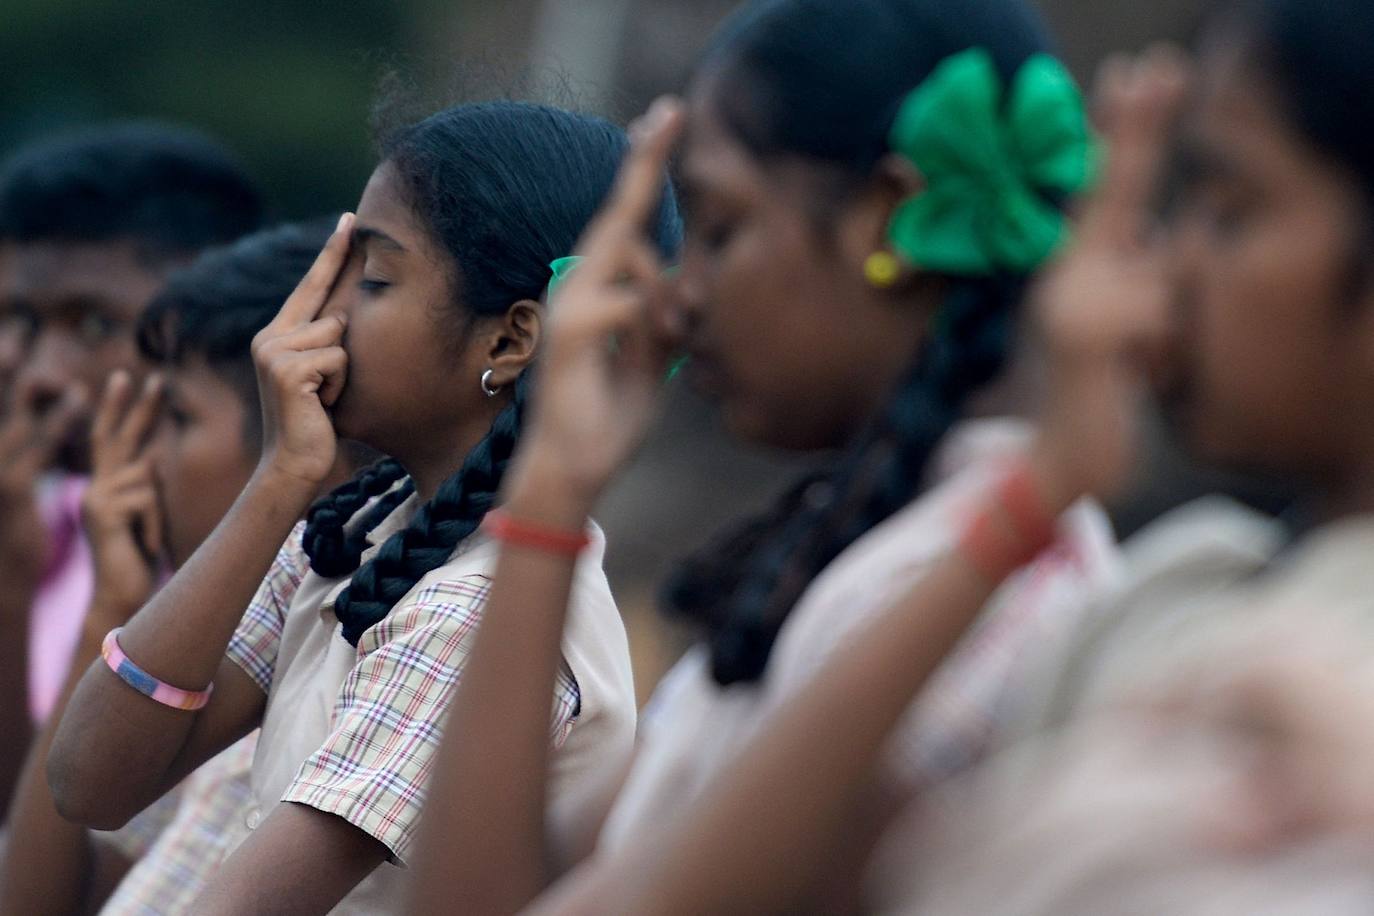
[
  {"left": 279, "top": 573, "right": 580, "bottom": 865},
  {"left": 226, "top": 522, "right": 310, "bottom": 694}
]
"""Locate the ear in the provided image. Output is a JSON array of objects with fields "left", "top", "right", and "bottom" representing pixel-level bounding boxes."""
[
  {"left": 483, "top": 299, "right": 544, "bottom": 389},
  {"left": 833, "top": 153, "right": 925, "bottom": 289}
]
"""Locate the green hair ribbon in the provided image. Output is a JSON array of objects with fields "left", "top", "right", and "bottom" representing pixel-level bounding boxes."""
[
  {"left": 544, "top": 256, "right": 688, "bottom": 381},
  {"left": 887, "top": 48, "right": 1097, "bottom": 275}
]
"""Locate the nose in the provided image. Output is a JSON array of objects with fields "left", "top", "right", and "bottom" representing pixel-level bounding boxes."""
[
  {"left": 672, "top": 257, "right": 707, "bottom": 327},
  {"left": 19, "top": 327, "right": 84, "bottom": 417}
]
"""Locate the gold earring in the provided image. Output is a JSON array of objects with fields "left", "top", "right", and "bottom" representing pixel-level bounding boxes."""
[{"left": 863, "top": 250, "right": 902, "bottom": 288}]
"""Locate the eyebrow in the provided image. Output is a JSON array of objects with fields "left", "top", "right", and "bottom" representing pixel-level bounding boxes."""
[{"left": 353, "top": 225, "right": 406, "bottom": 252}]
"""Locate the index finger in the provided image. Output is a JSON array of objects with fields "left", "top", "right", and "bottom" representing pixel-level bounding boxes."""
[
  {"left": 1081, "top": 49, "right": 1189, "bottom": 248},
  {"left": 272, "top": 212, "right": 355, "bottom": 328},
  {"left": 110, "top": 372, "right": 164, "bottom": 463},
  {"left": 584, "top": 98, "right": 684, "bottom": 251},
  {"left": 91, "top": 370, "right": 134, "bottom": 458}
]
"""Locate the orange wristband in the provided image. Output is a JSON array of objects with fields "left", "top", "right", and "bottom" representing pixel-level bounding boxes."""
[{"left": 483, "top": 509, "right": 590, "bottom": 556}]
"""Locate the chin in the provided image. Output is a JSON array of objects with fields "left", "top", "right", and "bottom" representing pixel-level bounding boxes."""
[{"left": 721, "top": 402, "right": 844, "bottom": 453}]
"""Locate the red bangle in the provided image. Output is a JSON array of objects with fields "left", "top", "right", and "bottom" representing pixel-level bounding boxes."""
[
  {"left": 956, "top": 459, "right": 1058, "bottom": 583},
  {"left": 996, "top": 460, "right": 1058, "bottom": 549},
  {"left": 483, "top": 509, "right": 590, "bottom": 556},
  {"left": 958, "top": 508, "right": 1023, "bottom": 582}
]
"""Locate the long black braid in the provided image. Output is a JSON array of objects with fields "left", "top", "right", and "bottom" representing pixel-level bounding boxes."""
[
  {"left": 330, "top": 375, "right": 527, "bottom": 644},
  {"left": 303, "top": 459, "right": 414, "bottom": 579}
]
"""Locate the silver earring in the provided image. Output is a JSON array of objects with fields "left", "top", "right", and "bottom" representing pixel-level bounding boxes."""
[{"left": 480, "top": 368, "right": 501, "bottom": 398}]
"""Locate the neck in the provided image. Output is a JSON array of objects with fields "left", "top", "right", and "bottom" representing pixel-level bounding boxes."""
[
  {"left": 392, "top": 396, "right": 508, "bottom": 503},
  {"left": 1308, "top": 459, "right": 1374, "bottom": 527}
]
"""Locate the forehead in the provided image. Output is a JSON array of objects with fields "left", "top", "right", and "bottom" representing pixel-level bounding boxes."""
[
  {"left": 1182, "top": 40, "right": 1333, "bottom": 189},
  {"left": 355, "top": 163, "right": 437, "bottom": 251},
  {"left": 164, "top": 352, "right": 250, "bottom": 408},
  {"left": 680, "top": 87, "right": 773, "bottom": 201},
  {"left": 4, "top": 238, "right": 167, "bottom": 321}
]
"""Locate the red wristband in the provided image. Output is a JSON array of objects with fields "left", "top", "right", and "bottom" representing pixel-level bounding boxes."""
[
  {"left": 483, "top": 509, "right": 590, "bottom": 556},
  {"left": 957, "top": 508, "right": 1023, "bottom": 582},
  {"left": 956, "top": 459, "right": 1058, "bottom": 584},
  {"left": 996, "top": 460, "right": 1058, "bottom": 549}
]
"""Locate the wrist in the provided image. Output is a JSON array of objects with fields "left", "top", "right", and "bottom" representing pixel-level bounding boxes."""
[
  {"left": 502, "top": 456, "right": 596, "bottom": 532},
  {"left": 251, "top": 459, "right": 324, "bottom": 511}
]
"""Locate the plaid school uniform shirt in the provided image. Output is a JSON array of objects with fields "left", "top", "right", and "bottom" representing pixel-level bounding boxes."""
[
  {"left": 100, "top": 735, "right": 259, "bottom": 915},
  {"left": 220, "top": 489, "right": 633, "bottom": 916}
]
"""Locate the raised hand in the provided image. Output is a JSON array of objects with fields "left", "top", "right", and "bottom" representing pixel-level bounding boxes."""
[
  {"left": 251, "top": 213, "right": 353, "bottom": 489},
  {"left": 1029, "top": 47, "right": 1190, "bottom": 507},
  {"left": 80, "top": 370, "right": 165, "bottom": 624},
  {"left": 516, "top": 98, "right": 685, "bottom": 506},
  {"left": 0, "top": 375, "right": 89, "bottom": 590}
]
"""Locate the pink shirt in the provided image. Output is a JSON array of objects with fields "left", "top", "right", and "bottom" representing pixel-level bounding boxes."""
[{"left": 28, "top": 474, "right": 94, "bottom": 724}]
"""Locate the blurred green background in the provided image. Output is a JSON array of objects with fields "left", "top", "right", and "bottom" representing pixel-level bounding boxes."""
[{"left": 0, "top": 0, "right": 1203, "bottom": 217}]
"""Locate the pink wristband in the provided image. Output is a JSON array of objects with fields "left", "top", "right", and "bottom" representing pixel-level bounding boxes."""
[{"left": 101, "top": 628, "right": 214, "bottom": 711}]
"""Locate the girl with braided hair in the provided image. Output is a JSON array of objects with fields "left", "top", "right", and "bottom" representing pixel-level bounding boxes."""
[
  {"left": 47, "top": 102, "right": 680, "bottom": 914},
  {"left": 410, "top": 0, "right": 1119, "bottom": 912}
]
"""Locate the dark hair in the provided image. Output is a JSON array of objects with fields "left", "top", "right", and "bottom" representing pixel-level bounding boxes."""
[
  {"left": 1214, "top": 0, "right": 1374, "bottom": 214},
  {"left": 663, "top": 0, "right": 1054, "bottom": 685},
  {"left": 305, "top": 101, "right": 681, "bottom": 646},
  {"left": 136, "top": 218, "right": 337, "bottom": 442},
  {"left": 0, "top": 122, "right": 264, "bottom": 265}
]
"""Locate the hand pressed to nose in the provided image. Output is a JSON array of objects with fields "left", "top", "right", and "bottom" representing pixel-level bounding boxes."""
[{"left": 250, "top": 213, "right": 354, "bottom": 490}]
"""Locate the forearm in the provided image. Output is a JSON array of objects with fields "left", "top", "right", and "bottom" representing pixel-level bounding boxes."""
[
  {"left": 411, "top": 471, "right": 589, "bottom": 916},
  {"left": 0, "top": 575, "right": 37, "bottom": 822},
  {"left": 555, "top": 460, "right": 1077, "bottom": 915},
  {"left": 194, "top": 803, "right": 387, "bottom": 916},
  {"left": 0, "top": 608, "right": 121, "bottom": 914},
  {"left": 49, "top": 466, "right": 310, "bottom": 823}
]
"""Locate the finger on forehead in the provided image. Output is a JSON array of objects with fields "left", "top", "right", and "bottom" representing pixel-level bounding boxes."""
[
  {"left": 92, "top": 370, "right": 134, "bottom": 447},
  {"left": 603, "top": 99, "right": 684, "bottom": 235},
  {"left": 1083, "top": 61, "right": 1187, "bottom": 245},
  {"left": 274, "top": 213, "right": 355, "bottom": 327}
]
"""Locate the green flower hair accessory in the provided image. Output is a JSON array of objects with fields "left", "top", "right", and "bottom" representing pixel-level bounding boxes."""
[
  {"left": 544, "top": 257, "right": 689, "bottom": 381},
  {"left": 547, "top": 255, "right": 583, "bottom": 298},
  {"left": 887, "top": 48, "right": 1097, "bottom": 276}
]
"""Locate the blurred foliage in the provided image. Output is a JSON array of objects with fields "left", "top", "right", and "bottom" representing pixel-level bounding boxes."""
[{"left": 0, "top": 0, "right": 460, "bottom": 218}]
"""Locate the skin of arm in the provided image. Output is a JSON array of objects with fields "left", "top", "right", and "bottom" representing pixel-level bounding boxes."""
[
  {"left": 190, "top": 803, "right": 389, "bottom": 915},
  {"left": 47, "top": 217, "right": 358, "bottom": 828},
  {"left": 3, "top": 370, "right": 177, "bottom": 913},
  {"left": 0, "top": 384, "right": 88, "bottom": 819},
  {"left": 527, "top": 50, "right": 1188, "bottom": 916},
  {"left": 46, "top": 469, "right": 308, "bottom": 828},
  {"left": 407, "top": 468, "right": 592, "bottom": 916},
  {"left": 406, "top": 106, "right": 685, "bottom": 916},
  {"left": 0, "top": 599, "right": 137, "bottom": 915},
  {"left": 531, "top": 526, "right": 1026, "bottom": 916},
  {"left": 0, "top": 553, "right": 37, "bottom": 825}
]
